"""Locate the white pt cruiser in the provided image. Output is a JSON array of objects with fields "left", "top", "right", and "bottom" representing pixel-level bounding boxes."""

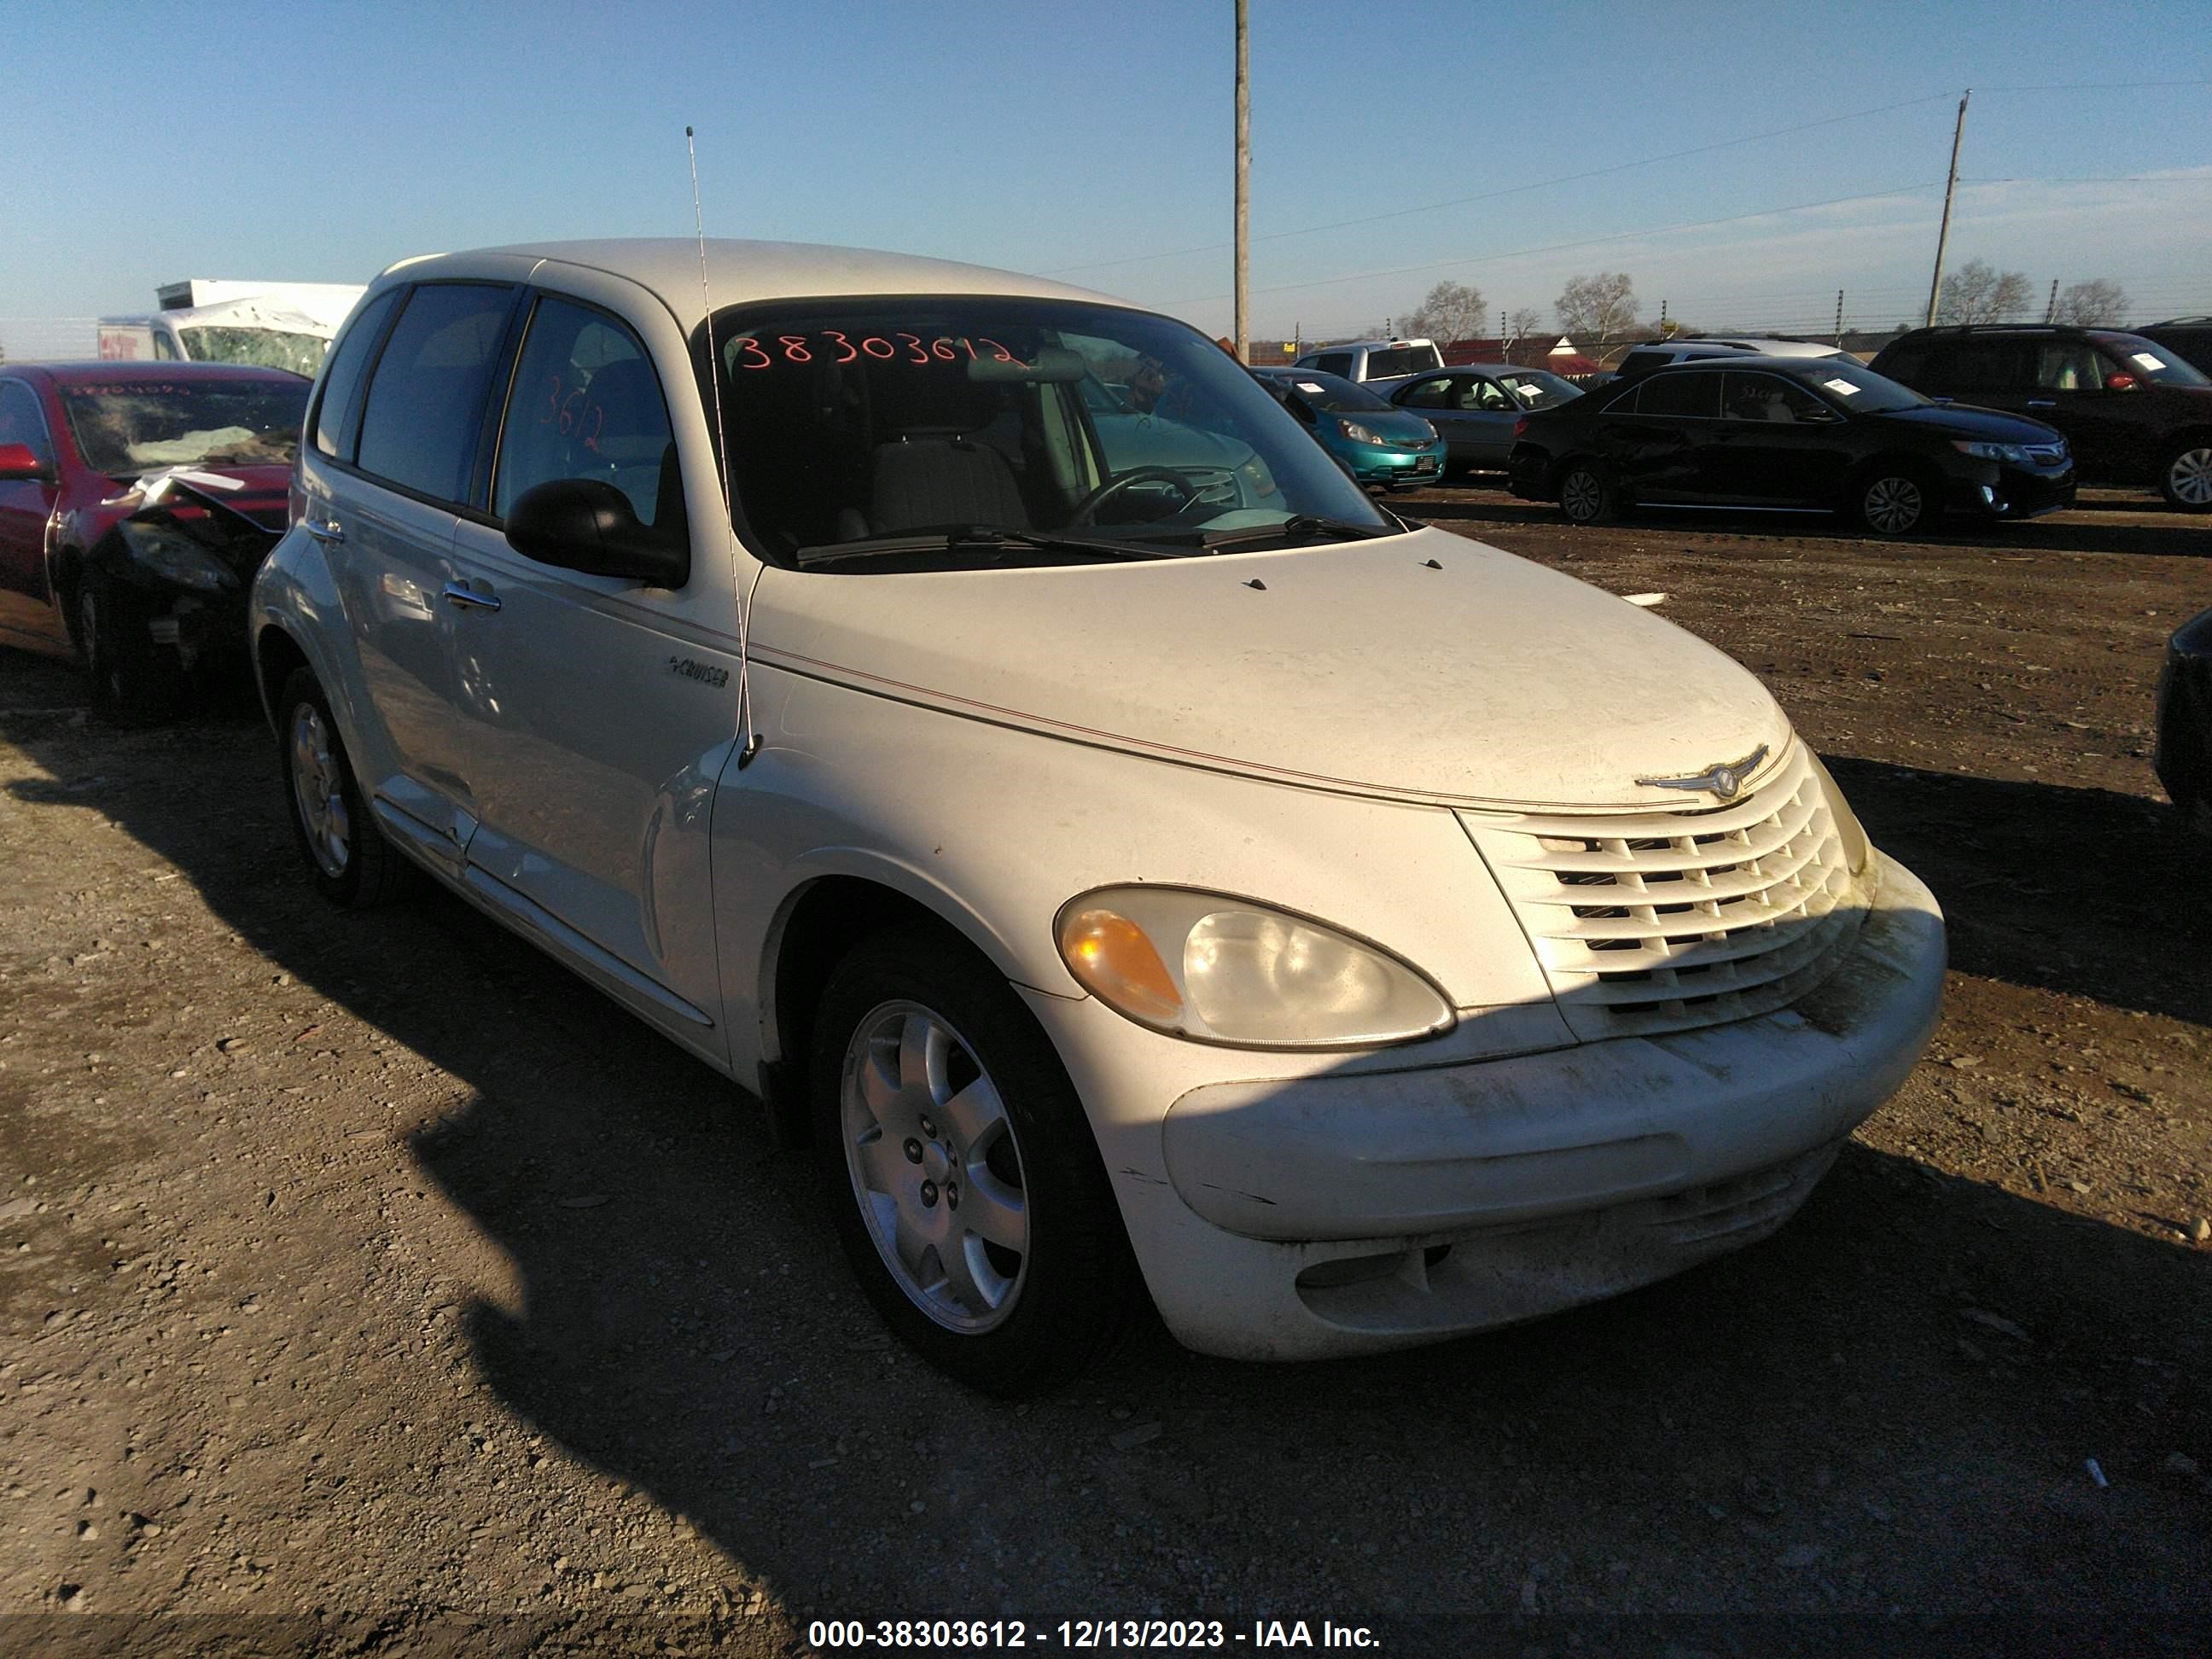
[{"left": 253, "top": 241, "right": 1945, "bottom": 1395}]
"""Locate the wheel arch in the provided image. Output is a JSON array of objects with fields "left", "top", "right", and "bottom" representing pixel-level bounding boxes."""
[
  {"left": 755, "top": 871, "right": 1037, "bottom": 1144},
  {"left": 253, "top": 623, "right": 312, "bottom": 730}
]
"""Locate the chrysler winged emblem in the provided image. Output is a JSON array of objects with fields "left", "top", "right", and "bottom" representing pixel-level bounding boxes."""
[{"left": 1637, "top": 744, "right": 1769, "bottom": 800}]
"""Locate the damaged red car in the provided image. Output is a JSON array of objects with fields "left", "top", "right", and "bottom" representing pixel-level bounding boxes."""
[{"left": 0, "top": 362, "right": 307, "bottom": 719}]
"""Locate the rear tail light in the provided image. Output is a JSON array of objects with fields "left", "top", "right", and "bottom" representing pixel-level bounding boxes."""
[{"left": 1513, "top": 416, "right": 1528, "bottom": 439}]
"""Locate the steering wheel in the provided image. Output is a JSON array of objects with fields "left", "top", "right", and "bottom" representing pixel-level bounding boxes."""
[{"left": 1070, "top": 467, "right": 1202, "bottom": 526}]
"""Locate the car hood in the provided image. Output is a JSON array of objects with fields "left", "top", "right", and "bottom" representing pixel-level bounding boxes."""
[
  {"left": 748, "top": 525, "right": 1793, "bottom": 811},
  {"left": 1872, "top": 404, "right": 2065, "bottom": 445}
]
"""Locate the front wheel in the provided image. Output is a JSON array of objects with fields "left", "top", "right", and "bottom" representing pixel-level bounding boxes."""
[
  {"left": 811, "top": 928, "right": 1138, "bottom": 1396},
  {"left": 2159, "top": 441, "right": 2212, "bottom": 511},
  {"left": 78, "top": 573, "right": 183, "bottom": 723},
  {"left": 1855, "top": 469, "right": 1932, "bottom": 536},
  {"left": 1557, "top": 463, "right": 1616, "bottom": 525}
]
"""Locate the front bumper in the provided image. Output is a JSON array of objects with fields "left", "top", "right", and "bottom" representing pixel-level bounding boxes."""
[
  {"left": 1946, "top": 462, "right": 2075, "bottom": 521},
  {"left": 1348, "top": 444, "right": 1447, "bottom": 489},
  {"left": 1078, "top": 851, "right": 1943, "bottom": 1361}
]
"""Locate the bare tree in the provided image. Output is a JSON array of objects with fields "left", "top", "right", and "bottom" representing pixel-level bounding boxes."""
[
  {"left": 1502, "top": 306, "right": 1544, "bottom": 349},
  {"left": 2052, "top": 278, "right": 2130, "bottom": 326},
  {"left": 1936, "top": 259, "right": 2032, "bottom": 324},
  {"left": 1403, "top": 281, "right": 1488, "bottom": 345},
  {"left": 1555, "top": 272, "right": 1639, "bottom": 346}
]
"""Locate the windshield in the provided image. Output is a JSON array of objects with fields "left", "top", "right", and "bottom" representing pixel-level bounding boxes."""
[
  {"left": 61, "top": 378, "right": 310, "bottom": 474},
  {"left": 1262, "top": 370, "right": 1390, "bottom": 414},
  {"left": 708, "top": 298, "right": 1390, "bottom": 567},
  {"left": 1799, "top": 361, "right": 1927, "bottom": 414},
  {"left": 2093, "top": 334, "right": 2212, "bottom": 387},
  {"left": 1365, "top": 345, "right": 1440, "bottom": 379},
  {"left": 1495, "top": 370, "right": 1580, "bottom": 410},
  {"left": 177, "top": 326, "right": 325, "bottom": 377}
]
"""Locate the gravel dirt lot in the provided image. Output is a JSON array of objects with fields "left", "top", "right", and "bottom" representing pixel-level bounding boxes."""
[{"left": 2, "top": 483, "right": 2207, "bottom": 1655}]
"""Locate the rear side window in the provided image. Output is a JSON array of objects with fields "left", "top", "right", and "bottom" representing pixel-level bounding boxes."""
[
  {"left": 0, "top": 381, "right": 54, "bottom": 467},
  {"left": 1876, "top": 341, "right": 1929, "bottom": 383},
  {"left": 495, "top": 297, "right": 678, "bottom": 529},
  {"left": 1397, "top": 375, "right": 1452, "bottom": 409},
  {"left": 1313, "top": 352, "right": 1353, "bottom": 376},
  {"left": 1616, "top": 349, "right": 1667, "bottom": 377},
  {"left": 1930, "top": 338, "right": 2028, "bottom": 394},
  {"left": 354, "top": 283, "right": 516, "bottom": 504},
  {"left": 1633, "top": 372, "right": 1722, "bottom": 418},
  {"left": 312, "top": 288, "right": 403, "bottom": 459}
]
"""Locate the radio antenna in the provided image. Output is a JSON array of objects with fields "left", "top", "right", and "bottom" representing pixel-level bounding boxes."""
[{"left": 689, "top": 125, "right": 760, "bottom": 767}]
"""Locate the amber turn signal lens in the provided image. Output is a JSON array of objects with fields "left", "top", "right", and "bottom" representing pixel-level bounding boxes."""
[{"left": 1058, "top": 908, "right": 1184, "bottom": 1025}]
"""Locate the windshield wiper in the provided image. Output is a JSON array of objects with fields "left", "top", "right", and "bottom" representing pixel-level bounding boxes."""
[
  {"left": 1195, "top": 514, "right": 1396, "bottom": 552},
  {"left": 795, "top": 526, "right": 1179, "bottom": 569}
]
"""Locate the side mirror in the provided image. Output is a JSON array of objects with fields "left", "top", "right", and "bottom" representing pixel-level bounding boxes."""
[
  {"left": 2103, "top": 371, "right": 2139, "bottom": 392},
  {"left": 0, "top": 442, "right": 50, "bottom": 483},
  {"left": 504, "top": 479, "right": 689, "bottom": 587}
]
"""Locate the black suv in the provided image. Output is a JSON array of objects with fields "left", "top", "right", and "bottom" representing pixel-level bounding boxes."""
[{"left": 1868, "top": 325, "right": 2212, "bottom": 509}]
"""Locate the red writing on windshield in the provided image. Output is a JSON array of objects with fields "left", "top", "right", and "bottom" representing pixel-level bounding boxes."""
[{"left": 731, "top": 335, "right": 1025, "bottom": 370}]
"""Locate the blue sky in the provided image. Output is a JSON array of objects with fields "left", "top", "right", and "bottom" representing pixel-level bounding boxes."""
[{"left": 3, "top": 0, "right": 2208, "bottom": 342}]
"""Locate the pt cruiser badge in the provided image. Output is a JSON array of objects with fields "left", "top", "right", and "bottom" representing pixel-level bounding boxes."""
[{"left": 1637, "top": 744, "right": 1770, "bottom": 800}]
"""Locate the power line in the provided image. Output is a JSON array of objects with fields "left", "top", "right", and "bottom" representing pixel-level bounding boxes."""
[
  {"left": 1036, "top": 90, "right": 1960, "bottom": 276},
  {"left": 1164, "top": 183, "right": 1944, "bottom": 306},
  {"left": 1960, "top": 173, "right": 2212, "bottom": 183}
]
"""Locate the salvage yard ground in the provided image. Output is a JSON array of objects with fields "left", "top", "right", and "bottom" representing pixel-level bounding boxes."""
[{"left": 1, "top": 484, "right": 2207, "bottom": 1652}]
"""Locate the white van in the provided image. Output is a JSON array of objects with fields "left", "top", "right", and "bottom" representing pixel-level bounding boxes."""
[
  {"left": 1292, "top": 337, "right": 1445, "bottom": 381},
  {"left": 253, "top": 240, "right": 1944, "bottom": 1393}
]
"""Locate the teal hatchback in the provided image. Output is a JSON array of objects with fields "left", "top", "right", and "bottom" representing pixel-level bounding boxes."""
[{"left": 1252, "top": 367, "right": 1445, "bottom": 491}]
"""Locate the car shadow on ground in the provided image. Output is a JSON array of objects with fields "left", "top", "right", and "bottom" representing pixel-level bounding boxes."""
[
  {"left": 2, "top": 666, "right": 2208, "bottom": 1638},
  {"left": 1825, "top": 756, "right": 2212, "bottom": 1027},
  {"left": 1407, "top": 492, "right": 2212, "bottom": 557}
]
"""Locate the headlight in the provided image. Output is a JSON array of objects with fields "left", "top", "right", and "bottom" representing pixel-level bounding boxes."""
[
  {"left": 1057, "top": 886, "right": 1455, "bottom": 1048},
  {"left": 1952, "top": 439, "right": 2028, "bottom": 465},
  {"left": 1807, "top": 754, "right": 1873, "bottom": 876},
  {"left": 1339, "top": 421, "right": 1387, "bottom": 446},
  {"left": 119, "top": 525, "right": 236, "bottom": 591},
  {"left": 1414, "top": 422, "right": 1439, "bottom": 445}
]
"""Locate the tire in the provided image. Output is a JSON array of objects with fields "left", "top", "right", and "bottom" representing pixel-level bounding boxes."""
[
  {"left": 1557, "top": 462, "right": 1615, "bottom": 525},
  {"left": 1854, "top": 467, "right": 1934, "bottom": 537},
  {"left": 810, "top": 927, "right": 1138, "bottom": 1396},
  {"left": 276, "top": 667, "right": 411, "bottom": 908},
  {"left": 2158, "top": 439, "right": 2212, "bottom": 511},
  {"left": 78, "top": 571, "right": 183, "bottom": 724}
]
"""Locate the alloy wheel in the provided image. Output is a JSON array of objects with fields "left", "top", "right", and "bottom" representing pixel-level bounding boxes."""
[
  {"left": 839, "top": 1000, "right": 1028, "bottom": 1333},
  {"left": 288, "top": 703, "right": 352, "bottom": 879},
  {"left": 1562, "top": 470, "right": 1603, "bottom": 522},
  {"left": 1863, "top": 475, "right": 1924, "bottom": 534},
  {"left": 2169, "top": 446, "right": 2212, "bottom": 507}
]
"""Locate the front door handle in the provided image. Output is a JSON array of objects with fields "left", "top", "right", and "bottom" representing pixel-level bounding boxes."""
[
  {"left": 2026, "top": 399, "right": 2057, "bottom": 409},
  {"left": 441, "top": 582, "right": 502, "bottom": 613}
]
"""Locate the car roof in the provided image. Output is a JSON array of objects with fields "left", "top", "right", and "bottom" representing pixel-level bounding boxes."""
[
  {"left": 1629, "top": 354, "right": 1850, "bottom": 375},
  {"left": 1632, "top": 337, "right": 1845, "bottom": 357},
  {"left": 379, "top": 239, "right": 1128, "bottom": 328},
  {"left": 9, "top": 361, "right": 310, "bottom": 387}
]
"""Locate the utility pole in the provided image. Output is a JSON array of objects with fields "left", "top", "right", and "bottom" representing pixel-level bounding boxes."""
[
  {"left": 1233, "top": 0, "right": 1249, "bottom": 364},
  {"left": 1924, "top": 89, "right": 1970, "bottom": 327},
  {"left": 2043, "top": 278, "right": 2059, "bottom": 323},
  {"left": 1835, "top": 288, "right": 1845, "bottom": 345}
]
